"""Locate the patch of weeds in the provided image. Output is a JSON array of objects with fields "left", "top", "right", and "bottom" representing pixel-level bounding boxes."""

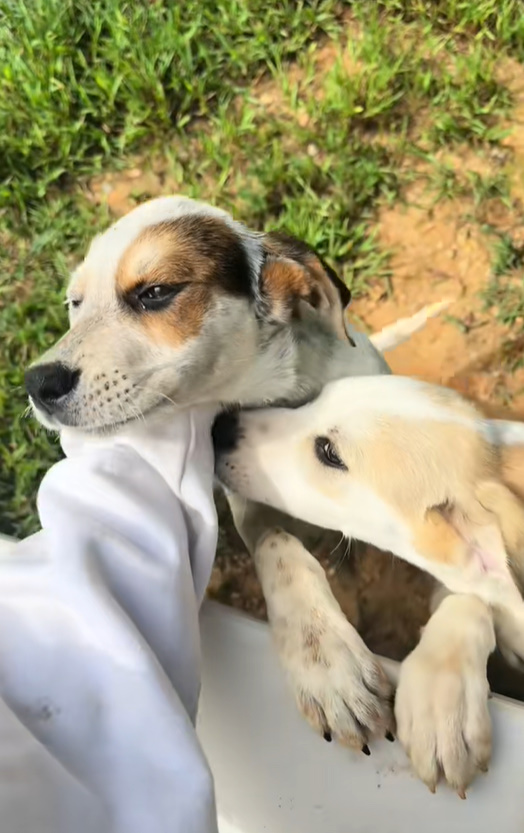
[
  {"left": 423, "top": 161, "right": 462, "bottom": 201},
  {"left": 482, "top": 232, "right": 524, "bottom": 328},
  {"left": 300, "top": 10, "right": 511, "bottom": 147},
  {"left": 466, "top": 170, "right": 511, "bottom": 207},
  {"left": 0, "top": 0, "right": 344, "bottom": 219},
  {"left": 423, "top": 157, "right": 511, "bottom": 208},
  {"left": 161, "top": 85, "right": 401, "bottom": 287},
  {"left": 302, "top": 13, "right": 441, "bottom": 137},
  {"left": 372, "top": 0, "right": 524, "bottom": 59},
  {"left": 444, "top": 314, "right": 470, "bottom": 334},
  {"left": 491, "top": 233, "right": 524, "bottom": 277},
  {"left": 429, "top": 47, "right": 512, "bottom": 145},
  {"left": 2, "top": 0, "right": 523, "bottom": 537}
]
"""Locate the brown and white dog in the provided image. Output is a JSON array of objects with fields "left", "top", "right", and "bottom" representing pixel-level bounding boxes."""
[
  {"left": 214, "top": 376, "right": 524, "bottom": 794},
  {"left": 25, "top": 194, "right": 486, "bottom": 796},
  {"left": 25, "top": 195, "right": 365, "bottom": 431}
]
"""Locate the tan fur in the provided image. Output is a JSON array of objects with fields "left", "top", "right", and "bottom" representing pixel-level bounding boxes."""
[
  {"left": 140, "top": 285, "right": 212, "bottom": 346},
  {"left": 260, "top": 257, "right": 320, "bottom": 318},
  {"left": 501, "top": 445, "right": 524, "bottom": 502},
  {"left": 475, "top": 479, "right": 524, "bottom": 583},
  {"left": 114, "top": 219, "right": 244, "bottom": 346},
  {"left": 412, "top": 508, "right": 471, "bottom": 567},
  {"left": 262, "top": 233, "right": 349, "bottom": 339},
  {"left": 333, "top": 398, "right": 524, "bottom": 573},
  {"left": 259, "top": 255, "right": 347, "bottom": 340},
  {"left": 112, "top": 218, "right": 350, "bottom": 350},
  {"left": 396, "top": 593, "right": 494, "bottom": 794},
  {"left": 352, "top": 419, "right": 497, "bottom": 522}
]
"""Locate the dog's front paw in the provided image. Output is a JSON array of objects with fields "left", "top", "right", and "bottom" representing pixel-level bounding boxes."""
[
  {"left": 395, "top": 595, "right": 495, "bottom": 797},
  {"left": 283, "top": 620, "right": 394, "bottom": 752},
  {"left": 256, "top": 529, "right": 394, "bottom": 751}
]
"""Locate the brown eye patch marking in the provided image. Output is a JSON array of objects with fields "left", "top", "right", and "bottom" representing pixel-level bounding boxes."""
[
  {"left": 139, "top": 285, "right": 213, "bottom": 346},
  {"left": 114, "top": 215, "right": 255, "bottom": 346},
  {"left": 116, "top": 216, "right": 253, "bottom": 296}
]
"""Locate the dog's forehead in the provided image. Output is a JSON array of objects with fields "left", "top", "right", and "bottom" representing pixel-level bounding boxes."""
[{"left": 69, "top": 195, "right": 262, "bottom": 299}]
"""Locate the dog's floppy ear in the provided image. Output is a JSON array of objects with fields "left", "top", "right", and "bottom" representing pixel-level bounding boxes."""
[{"left": 257, "top": 231, "right": 352, "bottom": 341}]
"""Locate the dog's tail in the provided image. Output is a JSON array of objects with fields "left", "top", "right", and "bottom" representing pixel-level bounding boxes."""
[{"left": 369, "top": 299, "right": 451, "bottom": 353}]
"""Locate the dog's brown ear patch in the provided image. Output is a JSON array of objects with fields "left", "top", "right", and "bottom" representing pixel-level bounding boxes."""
[
  {"left": 263, "top": 231, "right": 351, "bottom": 309},
  {"left": 260, "top": 257, "right": 322, "bottom": 323},
  {"left": 260, "top": 231, "right": 351, "bottom": 342}
]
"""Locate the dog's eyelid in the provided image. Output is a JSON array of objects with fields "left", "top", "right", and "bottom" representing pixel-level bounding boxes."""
[
  {"left": 314, "top": 435, "right": 347, "bottom": 471},
  {"left": 125, "top": 282, "right": 189, "bottom": 312},
  {"left": 129, "top": 280, "right": 189, "bottom": 295},
  {"left": 65, "top": 297, "right": 83, "bottom": 309}
]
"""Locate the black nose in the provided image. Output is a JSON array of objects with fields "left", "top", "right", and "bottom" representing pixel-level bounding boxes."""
[
  {"left": 212, "top": 410, "right": 240, "bottom": 454},
  {"left": 25, "top": 363, "right": 80, "bottom": 413}
]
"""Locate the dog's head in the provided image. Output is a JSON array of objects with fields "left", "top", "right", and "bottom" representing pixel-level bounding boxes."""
[
  {"left": 212, "top": 379, "right": 360, "bottom": 532},
  {"left": 25, "top": 196, "right": 352, "bottom": 431}
]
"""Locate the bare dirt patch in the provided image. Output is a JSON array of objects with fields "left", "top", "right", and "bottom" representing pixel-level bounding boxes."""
[{"left": 352, "top": 176, "right": 524, "bottom": 416}]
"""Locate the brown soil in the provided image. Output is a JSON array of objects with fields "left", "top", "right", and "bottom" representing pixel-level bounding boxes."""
[{"left": 355, "top": 176, "right": 524, "bottom": 416}]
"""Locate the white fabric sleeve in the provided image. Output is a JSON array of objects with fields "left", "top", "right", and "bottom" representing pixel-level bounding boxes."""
[{"left": 0, "top": 406, "right": 219, "bottom": 833}]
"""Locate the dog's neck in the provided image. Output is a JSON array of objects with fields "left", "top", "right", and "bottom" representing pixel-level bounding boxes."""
[{"left": 219, "top": 313, "right": 391, "bottom": 410}]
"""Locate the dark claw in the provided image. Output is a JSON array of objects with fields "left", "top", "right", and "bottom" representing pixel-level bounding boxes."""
[
  {"left": 323, "top": 731, "right": 332, "bottom": 743},
  {"left": 385, "top": 731, "right": 395, "bottom": 742},
  {"left": 362, "top": 744, "right": 371, "bottom": 756}
]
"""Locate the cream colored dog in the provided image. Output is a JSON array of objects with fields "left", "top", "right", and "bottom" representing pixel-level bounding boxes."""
[{"left": 214, "top": 376, "right": 524, "bottom": 794}]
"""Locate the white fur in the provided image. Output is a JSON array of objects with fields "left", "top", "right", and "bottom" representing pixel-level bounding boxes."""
[
  {"left": 28, "top": 196, "right": 491, "bottom": 793},
  {"left": 28, "top": 197, "right": 298, "bottom": 431},
  {"left": 395, "top": 593, "right": 494, "bottom": 794}
]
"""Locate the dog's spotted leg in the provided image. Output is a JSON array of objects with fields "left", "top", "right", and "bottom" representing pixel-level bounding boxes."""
[
  {"left": 395, "top": 592, "right": 495, "bottom": 797},
  {"left": 255, "top": 528, "right": 394, "bottom": 750},
  {"left": 227, "top": 494, "right": 394, "bottom": 750}
]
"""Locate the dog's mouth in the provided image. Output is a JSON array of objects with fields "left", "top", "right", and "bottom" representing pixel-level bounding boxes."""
[{"left": 29, "top": 392, "right": 166, "bottom": 434}]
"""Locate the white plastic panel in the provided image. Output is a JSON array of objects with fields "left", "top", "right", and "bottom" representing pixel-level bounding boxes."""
[{"left": 199, "top": 603, "right": 524, "bottom": 833}]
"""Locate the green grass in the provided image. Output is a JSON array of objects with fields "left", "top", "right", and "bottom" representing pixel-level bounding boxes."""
[
  {"left": 482, "top": 232, "right": 524, "bottom": 328},
  {"left": 1, "top": 0, "right": 344, "bottom": 217},
  {"left": 1, "top": 0, "right": 523, "bottom": 535},
  {"left": 375, "top": 0, "right": 524, "bottom": 57}
]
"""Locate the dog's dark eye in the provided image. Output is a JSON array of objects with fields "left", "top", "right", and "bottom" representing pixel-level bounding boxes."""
[
  {"left": 135, "top": 284, "right": 186, "bottom": 312},
  {"left": 67, "top": 298, "right": 82, "bottom": 310},
  {"left": 314, "top": 436, "right": 347, "bottom": 470}
]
